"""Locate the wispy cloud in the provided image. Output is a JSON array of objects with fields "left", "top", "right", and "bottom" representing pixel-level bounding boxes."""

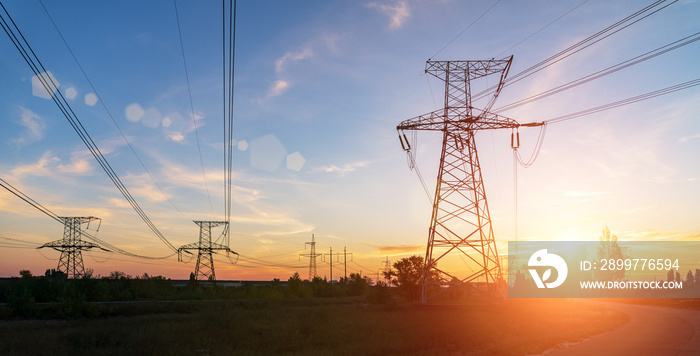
[
  {"left": 11, "top": 107, "right": 46, "bottom": 147},
  {"left": 230, "top": 206, "right": 314, "bottom": 237},
  {"left": 11, "top": 151, "right": 60, "bottom": 177},
  {"left": 155, "top": 160, "right": 222, "bottom": 192},
  {"left": 275, "top": 47, "right": 313, "bottom": 73},
  {"left": 367, "top": 1, "right": 411, "bottom": 29},
  {"left": 679, "top": 133, "right": 700, "bottom": 143},
  {"left": 166, "top": 132, "right": 185, "bottom": 143},
  {"left": 122, "top": 173, "right": 171, "bottom": 203},
  {"left": 106, "top": 197, "right": 132, "bottom": 208},
  {"left": 314, "top": 161, "right": 368, "bottom": 176},
  {"left": 58, "top": 150, "right": 93, "bottom": 175},
  {"left": 264, "top": 47, "right": 314, "bottom": 99},
  {"left": 562, "top": 191, "right": 604, "bottom": 197},
  {"left": 377, "top": 244, "right": 423, "bottom": 255},
  {"left": 267, "top": 80, "right": 290, "bottom": 98}
]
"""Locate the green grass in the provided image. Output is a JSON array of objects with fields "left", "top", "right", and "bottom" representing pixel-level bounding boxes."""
[{"left": 0, "top": 298, "right": 627, "bottom": 355}]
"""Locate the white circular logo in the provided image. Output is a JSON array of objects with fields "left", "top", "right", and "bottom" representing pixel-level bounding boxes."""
[{"left": 528, "top": 249, "right": 568, "bottom": 289}]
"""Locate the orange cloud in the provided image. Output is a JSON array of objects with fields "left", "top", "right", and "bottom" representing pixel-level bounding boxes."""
[{"left": 377, "top": 244, "right": 424, "bottom": 255}]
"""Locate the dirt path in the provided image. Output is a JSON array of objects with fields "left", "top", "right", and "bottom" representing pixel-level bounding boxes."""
[{"left": 540, "top": 300, "right": 700, "bottom": 355}]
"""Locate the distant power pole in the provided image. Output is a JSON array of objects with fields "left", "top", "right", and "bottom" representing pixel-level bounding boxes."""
[
  {"left": 299, "top": 234, "right": 321, "bottom": 280},
  {"left": 178, "top": 221, "right": 238, "bottom": 283},
  {"left": 38, "top": 216, "right": 107, "bottom": 279},
  {"left": 343, "top": 246, "right": 353, "bottom": 281},
  {"left": 324, "top": 247, "right": 340, "bottom": 282}
]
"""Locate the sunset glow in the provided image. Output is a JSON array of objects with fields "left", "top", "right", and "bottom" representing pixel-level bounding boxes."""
[{"left": 1, "top": 0, "right": 699, "bottom": 282}]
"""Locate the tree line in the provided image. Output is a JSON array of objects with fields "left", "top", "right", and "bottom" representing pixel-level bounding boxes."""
[{"left": 0, "top": 256, "right": 428, "bottom": 319}]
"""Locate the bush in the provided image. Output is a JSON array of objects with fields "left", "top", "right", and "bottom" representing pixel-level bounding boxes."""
[{"left": 366, "top": 281, "right": 394, "bottom": 305}]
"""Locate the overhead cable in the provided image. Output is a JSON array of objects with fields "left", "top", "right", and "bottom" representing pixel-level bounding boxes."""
[
  {"left": 173, "top": 0, "right": 215, "bottom": 219},
  {"left": 475, "top": 0, "right": 678, "bottom": 102},
  {"left": 0, "top": 4, "right": 178, "bottom": 252},
  {"left": 545, "top": 77, "right": 700, "bottom": 124},
  {"left": 496, "top": 31, "right": 700, "bottom": 113},
  {"left": 223, "top": 0, "right": 237, "bottom": 246},
  {"left": 37, "top": 0, "right": 188, "bottom": 220},
  {"left": 0, "top": 177, "right": 178, "bottom": 260}
]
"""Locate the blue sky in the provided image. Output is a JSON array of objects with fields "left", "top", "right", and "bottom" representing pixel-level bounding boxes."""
[{"left": 1, "top": 0, "right": 699, "bottom": 280}]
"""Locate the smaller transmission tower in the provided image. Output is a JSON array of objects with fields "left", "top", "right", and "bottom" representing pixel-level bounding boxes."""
[
  {"left": 178, "top": 221, "right": 237, "bottom": 282},
  {"left": 299, "top": 234, "right": 321, "bottom": 280},
  {"left": 380, "top": 256, "right": 391, "bottom": 284},
  {"left": 38, "top": 216, "right": 107, "bottom": 279}
]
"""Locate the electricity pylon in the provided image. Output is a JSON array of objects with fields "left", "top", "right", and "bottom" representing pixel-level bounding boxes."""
[
  {"left": 178, "top": 221, "right": 237, "bottom": 282},
  {"left": 38, "top": 216, "right": 107, "bottom": 279},
  {"left": 380, "top": 256, "right": 391, "bottom": 285},
  {"left": 299, "top": 234, "right": 321, "bottom": 280},
  {"left": 397, "top": 58, "right": 543, "bottom": 304}
]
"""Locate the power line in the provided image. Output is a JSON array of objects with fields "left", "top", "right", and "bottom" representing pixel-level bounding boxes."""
[
  {"left": 495, "top": 0, "right": 590, "bottom": 58},
  {"left": 0, "top": 235, "right": 41, "bottom": 248},
  {"left": 173, "top": 0, "right": 215, "bottom": 219},
  {"left": 223, "top": 0, "right": 237, "bottom": 245},
  {"left": 0, "top": 177, "right": 177, "bottom": 260},
  {"left": 37, "top": 0, "right": 189, "bottom": 220},
  {"left": 474, "top": 0, "right": 678, "bottom": 102},
  {"left": 496, "top": 31, "right": 700, "bottom": 113},
  {"left": 430, "top": 0, "right": 502, "bottom": 60},
  {"left": 0, "top": 2, "right": 178, "bottom": 253},
  {"left": 0, "top": 177, "right": 61, "bottom": 223},
  {"left": 544, "top": 77, "right": 700, "bottom": 124}
]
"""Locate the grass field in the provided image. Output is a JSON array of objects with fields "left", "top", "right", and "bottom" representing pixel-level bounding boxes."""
[{"left": 0, "top": 297, "right": 627, "bottom": 355}]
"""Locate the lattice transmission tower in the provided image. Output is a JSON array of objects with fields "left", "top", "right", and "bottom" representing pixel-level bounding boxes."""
[
  {"left": 38, "top": 216, "right": 107, "bottom": 279},
  {"left": 299, "top": 234, "right": 321, "bottom": 280},
  {"left": 178, "top": 221, "right": 237, "bottom": 282},
  {"left": 397, "top": 57, "right": 542, "bottom": 304}
]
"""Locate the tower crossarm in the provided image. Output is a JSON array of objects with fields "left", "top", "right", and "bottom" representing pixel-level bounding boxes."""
[
  {"left": 425, "top": 58, "right": 513, "bottom": 82},
  {"left": 38, "top": 239, "right": 108, "bottom": 252},
  {"left": 177, "top": 242, "right": 237, "bottom": 253},
  {"left": 177, "top": 242, "right": 238, "bottom": 261},
  {"left": 397, "top": 108, "right": 542, "bottom": 133}
]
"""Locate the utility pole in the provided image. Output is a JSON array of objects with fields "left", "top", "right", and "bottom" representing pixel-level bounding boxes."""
[
  {"left": 178, "top": 221, "right": 237, "bottom": 283},
  {"left": 299, "top": 234, "right": 321, "bottom": 280},
  {"left": 38, "top": 216, "right": 108, "bottom": 279},
  {"left": 323, "top": 247, "right": 340, "bottom": 282},
  {"left": 343, "top": 246, "right": 353, "bottom": 281},
  {"left": 397, "top": 58, "right": 544, "bottom": 304}
]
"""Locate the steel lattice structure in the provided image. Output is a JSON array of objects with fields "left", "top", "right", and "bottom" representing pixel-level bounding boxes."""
[
  {"left": 299, "top": 234, "right": 321, "bottom": 280},
  {"left": 178, "top": 221, "right": 237, "bottom": 282},
  {"left": 397, "top": 57, "right": 542, "bottom": 304},
  {"left": 38, "top": 216, "right": 106, "bottom": 279}
]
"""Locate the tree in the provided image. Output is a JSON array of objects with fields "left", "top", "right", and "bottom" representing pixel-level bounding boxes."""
[
  {"left": 287, "top": 272, "right": 303, "bottom": 297},
  {"left": 383, "top": 255, "right": 433, "bottom": 301},
  {"left": 345, "top": 273, "right": 370, "bottom": 296},
  {"left": 108, "top": 271, "right": 128, "bottom": 280},
  {"left": 595, "top": 226, "right": 625, "bottom": 281},
  {"left": 686, "top": 270, "right": 694, "bottom": 289},
  {"left": 44, "top": 269, "right": 66, "bottom": 281},
  {"left": 19, "top": 270, "right": 33, "bottom": 279},
  {"left": 675, "top": 271, "right": 681, "bottom": 284}
]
